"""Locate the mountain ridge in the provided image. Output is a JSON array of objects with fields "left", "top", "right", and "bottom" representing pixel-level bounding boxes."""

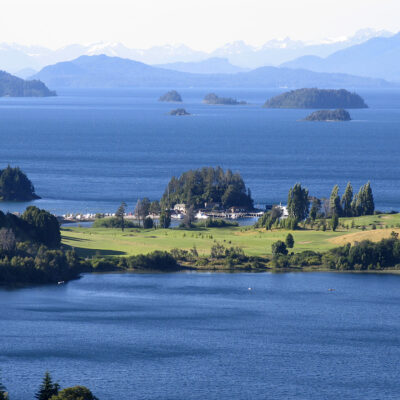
[
  {"left": 282, "top": 33, "right": 400, "bottom": 82},
  {"left": 31, "top": 54, "right": 395, "bottom": 89}
]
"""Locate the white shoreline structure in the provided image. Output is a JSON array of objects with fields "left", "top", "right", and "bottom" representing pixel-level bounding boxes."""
[
  {"left": 59, "top": 202, "right": 293, "bottom": 224},
  {"left": 60, "top": 208, "right": 267, "bottom": 223}
]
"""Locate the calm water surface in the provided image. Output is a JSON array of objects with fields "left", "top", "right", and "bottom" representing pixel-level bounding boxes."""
[
  {"left": 1, "top": 272, "right": 400, "bottom": 400},
  {"left": 1, "top": 88, "right": 400, "bottom": 215}
]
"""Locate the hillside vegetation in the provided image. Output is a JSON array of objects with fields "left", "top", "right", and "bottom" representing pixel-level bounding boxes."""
[{"left": 0, "top": 70, "right": 55, "bottom": 97}]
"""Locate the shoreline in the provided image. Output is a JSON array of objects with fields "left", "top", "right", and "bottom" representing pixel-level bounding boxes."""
[{"left": 3, "top": 267, "right": 400, "bottom": 291}]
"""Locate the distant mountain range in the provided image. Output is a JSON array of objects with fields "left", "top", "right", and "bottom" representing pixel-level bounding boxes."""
[
  {"left": 0, "top": 28, "right": 393, "bottom": 73},
  {"left": 31, "top": 54, "right": 394, "bottom": 89},
  {"left": 282, "top": 33, "right": 400, "bottom": 82},
  {"left": 156, "top": 58, "right": 248, "bottom": 74}
]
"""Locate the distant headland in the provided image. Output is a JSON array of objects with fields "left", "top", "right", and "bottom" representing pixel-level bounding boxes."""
[
  {"left": 203, "top": 93, "right": 247, "bottom": 105},
  {"left": 0, "top": 166, "right": 40, "bottom": 201},
  {"left": 0, "top": 70, "right": 56, "bottom": 97},
  {"left": 169, "top": 108, "right": 191, "bottom": 116},
  {"left": 159, "top": 90, "right": 182, "bottom": 102},
  {"left": 263, "top": 88, "right": 367, "bottom": 109},
  {"left": 304, "top": 109, "right": 351, "bottom": 122}
]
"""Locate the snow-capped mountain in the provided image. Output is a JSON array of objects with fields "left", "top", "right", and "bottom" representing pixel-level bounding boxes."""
[{"left": 0, "top": 28, "right": 394, "bottom": 74}]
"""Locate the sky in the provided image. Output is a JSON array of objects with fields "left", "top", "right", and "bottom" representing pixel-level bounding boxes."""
[{"left": 1, "top": 0, "right": 399, "bottom": 50}]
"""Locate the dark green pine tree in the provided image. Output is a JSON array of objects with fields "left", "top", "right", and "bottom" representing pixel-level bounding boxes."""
[
  {"left": 287, "top": 183, "right": 309, "bottom": 221},
  {"left": 341, "top": 182, "right": 353, "bottom": 217},
  {"left": 35, "top": 371, "right": 60, "bottom": 400},
  {"left": 115, "top": 202, "right": 127, "bottom": 231},
  {"left": 329, "top": 185, "right": 342, "bottom": 216},
  {"left": 351, "top": 187, "right": 363, "bottom": 217},
  {"left": 309, "top": 198, "right": 321, "bottom": 220},
  {"left": 363, "top": 181, "right": 375, "bottom": 215},
  {"left": 331, "top": 214, "right": 339, "bottom": 231},
  {"left": 285, "top": 233, "right": 295, "bottom": 249}
]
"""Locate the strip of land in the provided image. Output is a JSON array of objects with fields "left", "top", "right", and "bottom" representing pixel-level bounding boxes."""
[{"left": 62, "top": 213, "right": 400, "bottom": 258}]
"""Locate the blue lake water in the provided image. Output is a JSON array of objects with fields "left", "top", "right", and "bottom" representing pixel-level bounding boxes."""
[
  {"left": 1, "top": 88, "right": 400, "bottom": 215},
  {"left": 2, "top": 272, "right": 400, "bottom": 400}
]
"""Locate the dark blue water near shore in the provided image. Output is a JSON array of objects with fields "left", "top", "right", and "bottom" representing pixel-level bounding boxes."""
[
  {"left": 2, "top": 272, "right": 400, "bottom": 400},
  {"left": 1, "top": 88, "right": 400, "bottom": 215}
]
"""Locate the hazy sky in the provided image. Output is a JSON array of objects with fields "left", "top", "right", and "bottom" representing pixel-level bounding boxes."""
[{"left": 1, "top": 0, "right": 399, "bottom": 50}]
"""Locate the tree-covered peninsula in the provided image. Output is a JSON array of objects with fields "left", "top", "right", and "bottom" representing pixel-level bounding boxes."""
[
  {"left": 304, "top": 109, "right": 351, "bottom": 121},
  {"left": 0, "top": 166, "right": 40, "bottom": 201},
  {"left": 0, "top": 70, "right": 56, "bottom": 97},
  {"left": 0, "top": 206, "right": 85, "bottom": 285},
  {"left": 263, "top": 88, "right": 367, "bottom": 109},
  {"left": 203, "top": 93, "right": 246, "bottom": 105},
  {"left": 161, "top": 166, "right": 254, "bottom": 210},
  {"left": 159, "top": 90, "right": 182, "bottom": 102}
]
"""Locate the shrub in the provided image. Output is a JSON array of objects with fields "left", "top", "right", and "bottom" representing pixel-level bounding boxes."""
[{"left": 271, "top": 240, "right": 288, "bottom": 256}]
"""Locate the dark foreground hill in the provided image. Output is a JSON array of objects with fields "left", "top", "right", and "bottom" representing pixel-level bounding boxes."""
[
  {"left": 0, "top": 70, "right": 55, "bottom": 97},
  {"left": 32, "top": 54, "right": 395, "bottom": 89},
  {"left": 264, "top": 88, "right": 367, "bottom": 109}
]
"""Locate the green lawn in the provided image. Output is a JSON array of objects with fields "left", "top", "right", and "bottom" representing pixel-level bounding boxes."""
[
  {"left": 61, "top": 225, "right": 352, "bottom": 258},
  {"left": 62, "top": 213, "right": 400, "bottom": 258}
]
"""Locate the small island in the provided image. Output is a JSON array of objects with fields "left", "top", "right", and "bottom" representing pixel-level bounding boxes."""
[
  {"left": 304, "top": 109, "right": 351, "bottom": 122},
  {"left": 0, "top": 70, "right": 56, "bottom": 97},
  {"left": 169, "top": 108, "right": 191, "bottom": 116},
  {"left": 159, "top": 90, "right": 182, "bottom": 102},
  {"left": 263, "top": 88, "right": 368, "bottom": 109},
  {"left": 203, "top": 93, "right": 247, "bottom": 105},
  {"left": 0, "top": 166, "right": 40, "bottom": 201}
]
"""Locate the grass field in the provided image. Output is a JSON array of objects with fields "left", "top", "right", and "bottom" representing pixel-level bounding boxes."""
[{"left": 61, "top": 213, "right": 400, "bottom": 258}]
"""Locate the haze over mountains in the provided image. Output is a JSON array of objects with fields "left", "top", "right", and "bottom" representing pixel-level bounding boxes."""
[
  {"left": 32, "top": 54, "right": 392, "bottom": 89},
  {"left": 282, "top": 33, "right": 400, "bottom": 82},
  {"left": 156, "top": 58, "right": 248, "bottom": 74},
  {"left": 1, "top": 28, "right": 393, "bottom": 74}
]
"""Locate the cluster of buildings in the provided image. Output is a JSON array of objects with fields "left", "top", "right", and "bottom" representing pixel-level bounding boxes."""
[
  {"left": 59, "top": 202, "right": 289, "bottom": 224},
  {"left": 172, "top": 203, "right": 264, "bottom": 220}
]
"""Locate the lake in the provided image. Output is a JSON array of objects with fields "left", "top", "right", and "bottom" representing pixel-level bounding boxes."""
[
  {"left": 1, "top": 88, "right": 400, "bottom": 215},
  {"left": 1, "top": 272, "right": 400, "bottom": 399}
]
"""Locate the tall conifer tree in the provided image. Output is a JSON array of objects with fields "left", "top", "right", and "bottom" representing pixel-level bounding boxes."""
[
  {"left": 35, "top": 372, "right": 60, "bottom": 400},
  {"left": 341, "top": 182, "right": 353, "bottom": 217},
  {"left": 287, "top": 183, "right": 309, "bottom": 221},
  {"left": 329, "top": 185, "right": 342, "bottom": 216}
]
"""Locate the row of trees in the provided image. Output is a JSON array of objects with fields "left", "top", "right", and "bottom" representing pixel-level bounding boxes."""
[
  {"left": 287, "top": 182, "right": 375, "bottom": 222},
  {"left": 113, "top": 201, "right": 171, "bottom": 231},
  {"left": 329, "top": 182, "right": 374, "bottom": 217},
  {"left": 257, "top": 182, "right": 375, "bottom": 230},
  {"left": 1, "top": 371, "right": 98, "bottom": 400}
]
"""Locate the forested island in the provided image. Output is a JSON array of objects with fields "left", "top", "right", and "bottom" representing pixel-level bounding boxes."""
[
  {"left": 159, "top": 90, "right": 182, "bottom": 102},
  {"left": 161, "top": 167, "right": 254, "bottom": 210},
  {"left": 0, "top": 70, "right": 55, "bottom": 97},
  {"left": 304, "top": 109, "right": 351, "bottom": 121},
  {"left": 203, "top": 93, "right": 247, "bottom": 105},
  {"left": 169, "top": 108, "right": 190, "bottom": 116},
  {"left": 0, "top": 166, "right": 40, "bottom": 201},
  {"left": 263, "top": 88, "right": 368, "bottom": 109}
]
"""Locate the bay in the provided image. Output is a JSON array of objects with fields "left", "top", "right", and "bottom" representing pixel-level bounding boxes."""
[{"left": 1, "top": 88, "right": 400, "bottom": 215}]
